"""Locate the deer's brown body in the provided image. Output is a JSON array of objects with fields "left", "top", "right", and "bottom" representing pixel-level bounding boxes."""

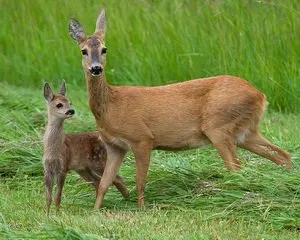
[
  {"left": 94, "top": 75, "right": 266, "bottom": 152},
  {"left": 69, "top": 10, "right": 291, "bottom": 209},
  {"left": 43, "top": 82, "right": 129, "bottom": 215}
]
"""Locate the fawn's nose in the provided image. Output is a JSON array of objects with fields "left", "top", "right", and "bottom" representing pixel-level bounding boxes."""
[
  {"left": 65, "top": 109, "right": 75, "bottom": 116},
  {"left": 90, "top": 65, "right": 103, "bottom": 75}
]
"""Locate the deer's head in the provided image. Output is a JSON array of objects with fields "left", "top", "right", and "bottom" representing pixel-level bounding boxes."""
[
  {"left": 69, "top": 9, "right": 107, "bottom": 76},
  {"left": 44, "top": 81, "right": 75, "bottom": 119}
]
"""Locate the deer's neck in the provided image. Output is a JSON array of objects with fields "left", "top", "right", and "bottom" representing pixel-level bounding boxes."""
[
  {"left": 85, "top": 72, "right": 112, "bottom": 122},
  {"left": 43, "top": 116, "right": 65, "bottom": 160}
]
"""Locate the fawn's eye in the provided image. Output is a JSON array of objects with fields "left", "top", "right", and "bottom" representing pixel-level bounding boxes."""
[
  {"left": 56, "top": 103, "right": 63, "bottom": 108},
  {"left": 81, "top": 49, "right": 88, "bottom": 56},
  {"left": 101, "top": 47, "right": 107, "bottom": 54}
]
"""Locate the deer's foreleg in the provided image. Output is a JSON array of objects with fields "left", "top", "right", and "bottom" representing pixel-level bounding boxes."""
[
  {"left": 132, "top": 141, "right": 153, "bottom": 209},
  {"left": 94, "top": 145, "right": 126, "bottom": 210},
  {"left": 44, "top": 164, "right": 55, "bottom": 216},
  {"left": 55, "top": 171, "right": 67, "bottom": 213}
]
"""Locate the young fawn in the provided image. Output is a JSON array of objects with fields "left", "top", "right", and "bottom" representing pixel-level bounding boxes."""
[
  {"left": 69, "top": 10, "right": 291, "bottom": 209},
  {"left": 43, "top": 81, "right": 129, "bottom": 215}
]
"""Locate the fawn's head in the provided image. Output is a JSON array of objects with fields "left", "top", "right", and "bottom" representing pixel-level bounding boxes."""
[
  {"left": 44, "top": 81, "right": 75, "bottom": 119},
  {"left": 69, "top": 9, "right": 107, "bottom": 76}
]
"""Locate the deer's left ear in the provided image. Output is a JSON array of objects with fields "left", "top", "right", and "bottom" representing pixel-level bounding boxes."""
[
  {"left": 95, "top": 9, "right": 106, "bottom": 39},
  {"left": 44, "top": 83, "right": 54, "bottom": 102},
  {"left": 59, "top": 80, "right": 66, "bottom": 96},
  {"left": 69, "top": 18, "right": 86, "bottom": 43}
]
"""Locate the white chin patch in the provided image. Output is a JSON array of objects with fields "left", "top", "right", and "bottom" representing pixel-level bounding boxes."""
[{"left": 92, "top": 73, "right": 100, "bottom": 76}]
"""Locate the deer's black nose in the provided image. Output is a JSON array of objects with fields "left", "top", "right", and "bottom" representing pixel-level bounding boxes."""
[
  {"left": 66, "top": 109, "right": 75, "bottom": 115},
  {"left": 90, "top": 66, "right": 103, "bottom": 75}
]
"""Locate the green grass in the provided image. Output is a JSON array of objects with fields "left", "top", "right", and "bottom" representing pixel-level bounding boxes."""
[
  {"left": 0, "top": 82, "right": 300, "bottom": 239},
  {"left": 1, "top": 0, "right": 300, "bottom": 239},
  {"left": 1, "top": 0, "right": 299, "bottom": 112}
]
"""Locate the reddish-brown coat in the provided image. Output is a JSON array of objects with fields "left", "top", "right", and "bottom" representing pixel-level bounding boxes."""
[{"left": 69, "top": 10, "right": 291, "bottom": 210}]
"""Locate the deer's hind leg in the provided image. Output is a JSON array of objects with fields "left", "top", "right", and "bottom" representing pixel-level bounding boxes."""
[
  {"left": 113, "top": 175, "right": 129, "bottom": 199},
  {"left": 205, "top": 130, "right": 241, "bottom": 171},
  {"left": 77, "top": 168, "right": 101, "bottom": 193},
  {"left": 238, "top": 132, "right": 291, "bottom": 169},
  {"left": 88, "top": 162, "right": 129, "bottom": 199},
  {"left": 77, "top": 169, "right": 96, "bottom": 186}
]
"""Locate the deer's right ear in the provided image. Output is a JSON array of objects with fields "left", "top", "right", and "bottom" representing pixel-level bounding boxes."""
[
  {"left": 59, "top": 80, "right": 66, "bottom": 96},
  {"left": 69, "top": 18, "right": 86, "bottom": 43},
  {"left": 44, "top": 83, "right": 54, "bottom": 102},
  {"left": 95, "top": 9, "right": 106, "bottom": 39}
]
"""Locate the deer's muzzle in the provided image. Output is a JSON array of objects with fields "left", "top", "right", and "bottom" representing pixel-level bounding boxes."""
[
  {"left": 90, "top": 65, "right": 103, "bottom": 76},
  {"left": 65, "top": 109, "right": 75, "bottom": 116}
]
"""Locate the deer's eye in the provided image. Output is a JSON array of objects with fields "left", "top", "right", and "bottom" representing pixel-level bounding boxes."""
[
  {"left": 81, "top": 49, "right": 88, "bottom": 56},
  {"left": 101, "top": 48, "right": 107, "bottom": 54},
  {"left": 56, "top": 103, "right": 63, "bottom": 108}
]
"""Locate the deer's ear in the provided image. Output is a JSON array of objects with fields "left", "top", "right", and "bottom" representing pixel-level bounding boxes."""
[
  {"left": 69, "top": 18, "right": 86, "bottom": 43},
  {"left": 44, "top": 83, "right": 54, "bottom": 102},
  {"left": 95, "top": 9, "right": 106, "bottom": 39},
  {"left": 59, "top": 80, "right": 66, "bottom": 96}
]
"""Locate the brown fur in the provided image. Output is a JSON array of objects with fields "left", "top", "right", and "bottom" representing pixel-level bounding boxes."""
[
  {"left": 43, "top": 82, "right": 129, "bottom": 215},
  {"left": 69, "top": 10, "right": 291, "bottom": 209}
]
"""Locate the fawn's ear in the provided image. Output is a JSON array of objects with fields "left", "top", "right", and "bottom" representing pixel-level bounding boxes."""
[
  {"left": 95, "top": 9, "right": 106, "bottom": 39},
  {"left": 59, "top": 80, "right": 66, "bottom": 96},
  {"left": 44, "top": 83, "right": 54, "bottom": 102},
  {"left": 69, "top": 18, "right": 86, "bottom": 43}
]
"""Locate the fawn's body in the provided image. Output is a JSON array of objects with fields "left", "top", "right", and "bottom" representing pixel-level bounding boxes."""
[
  {"left": 43, "top": 82, "right": 129, "bottom": 215},
  {"left": 69, "top": 10, "right": 291, "bottom": 209}
]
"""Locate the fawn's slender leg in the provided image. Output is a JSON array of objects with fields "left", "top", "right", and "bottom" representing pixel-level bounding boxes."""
[
  {"left": 94, "top": 145, "right": 126, "bottom": 210},
  {"left": 86, "top": 168, "right": 101, "bottom": 188},
  {"left": 131, "top": 141, "right": 153, "bottom": 209},
  {"left": 113, "top": 175, "right": 130, "bottom": 199},
  {"left": 77, "top": 169, "right": 100, "bottom": 196},
  {"left": 206, "top": 130, "right": 241, "bottom": 171},
  {"left": 55, "top": 171, "right": 67, "bottom": 213},
  {"left": 239, "top": 132, "right": 291, "bottom": 169},
  {"left": 44, "top": 166, "right": 55, "bottom": 216},
  {"left": 77, "top": 169, "right": 95, "bottom": 185}
]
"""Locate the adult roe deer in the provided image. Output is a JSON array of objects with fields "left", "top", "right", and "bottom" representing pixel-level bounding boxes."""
[
  {"left": 43, "top": 81, "right": 129, "bottom": 215},
  {"left": 69, "top": 9, "right": 291, "bottom": 209}
]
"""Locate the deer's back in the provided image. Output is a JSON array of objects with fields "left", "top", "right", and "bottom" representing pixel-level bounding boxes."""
[
  {"left": 109, "top": 75, "right": 266, "bottom": 116},
  {"left": 63, "top": 132, "right": 107, "bottom": 171}
]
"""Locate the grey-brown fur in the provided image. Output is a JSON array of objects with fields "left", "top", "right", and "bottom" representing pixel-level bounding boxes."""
[{"left": 43, "top": 82, "right": 129, "bottom": 215}]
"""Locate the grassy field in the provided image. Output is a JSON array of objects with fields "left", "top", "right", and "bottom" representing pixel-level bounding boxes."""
[
  {"left": 1, "top": 0, "right": 300, "bottom": 112},
  {"left": 1, "top": 0, "right": 300, "bottom": 239},
  {"left": 0, "top": 83, "right": 300, "bottom": 239}
]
